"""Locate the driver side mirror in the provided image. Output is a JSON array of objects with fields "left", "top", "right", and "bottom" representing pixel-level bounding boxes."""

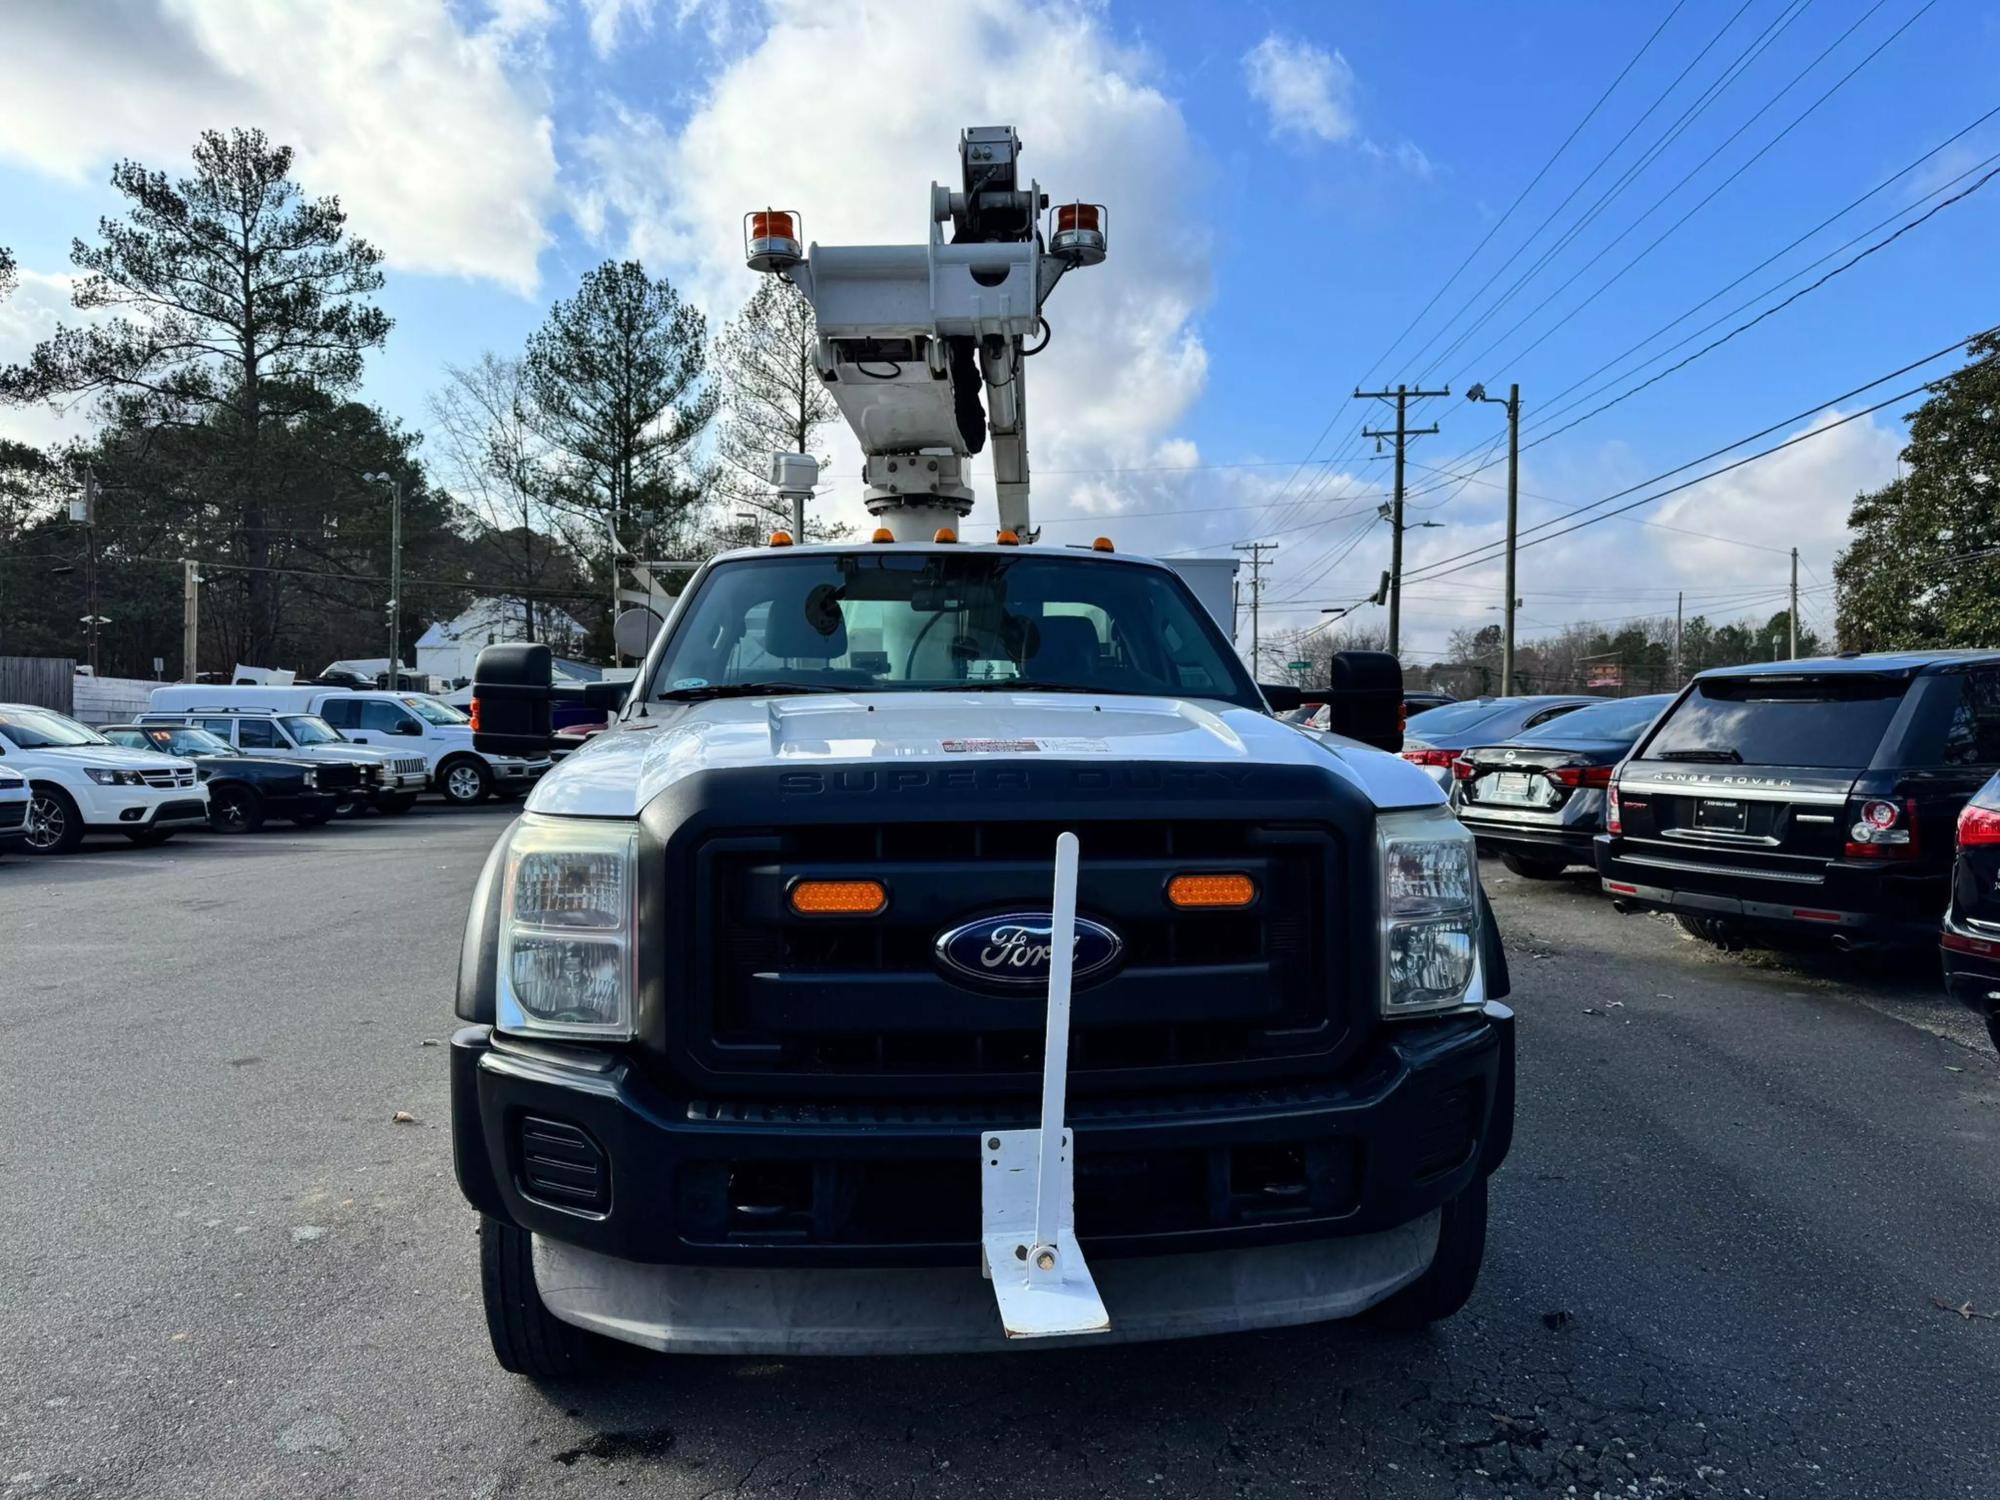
[
  {"left": 1259, "top": 683, "right": 1304, "bottom": 712},
  {"left": 471, "top": 643, "right": 555, "bottom": 757},
  {"left": 1325, "top": 651, "right": 1404, "bottom": 753}
]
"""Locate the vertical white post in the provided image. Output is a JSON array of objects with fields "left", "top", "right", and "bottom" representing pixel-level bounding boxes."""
[{"left": 1032, "top": 832, "right": 1080, "bottom": 1265}]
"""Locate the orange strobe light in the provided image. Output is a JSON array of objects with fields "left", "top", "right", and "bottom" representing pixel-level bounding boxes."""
[
  {"left": 789, "top": 879, "right": 889, "bottom": 916},
  {"left": 1167, "top": 873, "right": 1257, "bottom": 909}
]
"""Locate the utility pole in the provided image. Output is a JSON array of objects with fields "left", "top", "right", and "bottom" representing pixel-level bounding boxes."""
[
  {"left": 1468, "top": 383, "right": 1520, "bottom": 689},
  {"left": 181, "top": 561, "right": 200, "bottom": 683},
  {"left": 1674, "top": 590, "right": 1683, "bottom": 687},
  {"left": 1356, "top": 383, "right": 1448, "bottom": 657},
  {"left": 1788, "top": 547, "right": 1799, "bottom": 659},
  {"left": 365, "top": 473, "right": 405, "bottom": 687},
  {"left": 1232, "top": 541, "right": 1277, "bottom": 675}
]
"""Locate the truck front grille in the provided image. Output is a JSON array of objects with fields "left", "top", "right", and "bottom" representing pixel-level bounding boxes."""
[
  {"left": 138, "top": 767, "right": 196, "bottom": 789},
  {"left": 673, "top": 817, "right": 1354, "bottom": 1098}
]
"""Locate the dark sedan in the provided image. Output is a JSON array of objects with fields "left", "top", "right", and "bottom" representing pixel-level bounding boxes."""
[
  {"left": 1452, "top": 694, "right": 1673, "bottom": 878},
  {"left": 99, "top": 724, "right": 340, "bottom": 833},
  {"left": 1942, "top": 771, "right": 2000, "bottom": 1053},
  {"left": 1400, "top": 694, "right": 1604, "bottom": 788}
]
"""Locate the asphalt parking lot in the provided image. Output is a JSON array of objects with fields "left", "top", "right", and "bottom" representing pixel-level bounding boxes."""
[{"left": 3, "top": 809, "right": 1998, "bottom": 1499}]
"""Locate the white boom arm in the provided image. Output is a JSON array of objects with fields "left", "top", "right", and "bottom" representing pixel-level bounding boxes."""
[{"left": 742, "top": 127, "right": 1104, "bottom": 541}]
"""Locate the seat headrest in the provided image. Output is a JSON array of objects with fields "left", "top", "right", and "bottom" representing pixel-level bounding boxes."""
[
  {"left": 762, "top": 588, "right": 849, "bottom": 661},
  {"left": 1028, "top": 615, "right": 1099, "bottom": 677}
]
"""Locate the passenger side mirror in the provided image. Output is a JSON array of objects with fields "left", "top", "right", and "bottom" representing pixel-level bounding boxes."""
[
  {"left": 393, "top": 719, "right": 423, "bottom": 736},
  {"left": 1325, "top": 651, "right": 1404, "bottom": 753},
  {"left": 471, "top": 643, "right": 555, "bottom": 757},
  {"left": 1260, "top": 683, "right": 1304, "bottom": 712}
]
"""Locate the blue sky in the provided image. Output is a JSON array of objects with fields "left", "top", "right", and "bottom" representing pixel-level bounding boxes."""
[{"left": 4, "top": 0, "right": 1998, "bottom": 661}]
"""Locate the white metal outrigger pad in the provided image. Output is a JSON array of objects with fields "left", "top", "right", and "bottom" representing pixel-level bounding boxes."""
[{"left": 977, "top": 832, "right": 1109, "bottom": 1339}]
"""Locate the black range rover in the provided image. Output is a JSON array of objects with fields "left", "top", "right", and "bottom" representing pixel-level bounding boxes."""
[{"left": 1596, "top": 651, "right": 2000, "bottom": 947}]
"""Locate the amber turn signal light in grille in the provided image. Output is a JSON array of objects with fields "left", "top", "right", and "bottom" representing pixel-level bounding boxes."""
[
  {"left": 1167, "top": 873, "right": 1256, "bottom": 909},
  {"left": 789, "top": 879, "right": 888, "bottom": 916}
]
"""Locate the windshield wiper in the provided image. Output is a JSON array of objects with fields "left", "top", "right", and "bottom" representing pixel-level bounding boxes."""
[
  {"left": 656, "top": 682, "right": 849, "bottom": 702},
  {"left": 1657, "top": 747, "right": 1743, "bottom": 763}
]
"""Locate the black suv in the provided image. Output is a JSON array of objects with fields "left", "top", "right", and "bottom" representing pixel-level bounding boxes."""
[
  {"left": 100, "top": 724, "right": 341, "bottom": 833},
  {"left": 1596, "top": 652, "right": 2000, "bottom": 948},
  {"left": 1942, "top": 771, "right": 2000, "bottom": 1050}
]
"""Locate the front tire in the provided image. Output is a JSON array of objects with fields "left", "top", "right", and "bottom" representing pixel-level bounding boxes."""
[
  {"left": 440, "top": 757, "right": 493, "bottom": 806},
  {"left": 1365, "top": 1175, "right": 1488, "bottom": 1331},
  {"left": 479, "top": 1217, "right": 606, "bottom": 1379},
  {"left": 208, "top": 784, "right": 264, "bottom": 834},
  {"left": 1499, "top": 850, "right": 1569, "bottom": 880},
  {"left": 24, "top": 786, "right": 84, "bottom": 854}
]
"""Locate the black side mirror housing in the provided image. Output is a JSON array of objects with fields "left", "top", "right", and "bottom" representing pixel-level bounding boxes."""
[
  {"left": 472, "top": 643, "right": 555, "bottom": 757},
  {"left": 1325, "top": 650, "right": 1404, "bottom": 752},
  {"left": 1260, "top": 683, "right": 1304, "bottom": 712},
  {"left": 581, "top": 680, "right": 628, "bottom": 712}
]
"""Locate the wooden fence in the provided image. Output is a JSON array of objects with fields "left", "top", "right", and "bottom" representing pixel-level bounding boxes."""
[{"left": 0, "top": 657, "right": 77, "bottom": 715}]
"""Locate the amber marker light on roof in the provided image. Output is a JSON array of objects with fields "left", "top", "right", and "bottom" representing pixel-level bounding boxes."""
[
  {"left": 995, "top": 529, "right": 1021, "bottom": 545},
  {"left": 789, "top": 879, "right": 889, "bottom": 916},
  {"left": 769, "top": 530, "right": 794, "bottom": 547},
  {"left": 1092, "top": 536, "right": 1115, "bottom": 552},
  {"left": 934, "top": 527, "right": 958, "bottom": 543},
  {"left": 872, "top": 528, "right": 895, "bottom": 543},
  {"left": 1167, "top": 873, "right": 1257, "bottom": 909}
]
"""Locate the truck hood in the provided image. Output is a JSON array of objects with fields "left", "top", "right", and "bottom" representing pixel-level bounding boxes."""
[
  {"left": 32, "top": 744, "right": 198, "bottom": 773},
  {"left": 527, "top": 692, "right": 1443, "bottom": 819}
]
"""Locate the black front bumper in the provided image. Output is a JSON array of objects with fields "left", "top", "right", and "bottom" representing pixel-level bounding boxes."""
[
  {"left": 452, "top": 1004, "right": 1515, "bottom": 1269},
  {"left": 1594, "top": 834, "right": 1947, "bottom": 944}
]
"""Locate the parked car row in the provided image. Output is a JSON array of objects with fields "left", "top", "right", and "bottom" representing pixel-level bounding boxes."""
[
  {"left": 0, "top": 682, "right": 558, "bottom": 856},
  {"left": 1378, "top": 652, "right": 2000, "bottom": 1054}
]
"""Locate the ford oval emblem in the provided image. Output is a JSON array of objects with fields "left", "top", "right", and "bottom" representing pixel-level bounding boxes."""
[{"left": 934, "top": 912, "right": 1123, "bottom": 988}]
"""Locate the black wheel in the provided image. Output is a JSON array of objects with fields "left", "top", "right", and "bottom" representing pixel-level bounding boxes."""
[
  {"left": 23, "top": 785, "right": 83, "bottom": 854},
  {"left": 479, "top": 1216, "right": 606, "bottom": 1379},
  {"left": 333, "top": 797, "right": 365, "bottom": 818},
  {"left": 440, "top": 757, "right": 493, "bottom": 806},
  {"left": 1365, "top": 1175, "right": 1488, "bottom": 1331},
  {"left": 207, "top": 783, "right": 264, "bottom": 834},
  {"left": 1676, "top": 913, "right": 1745, "bottom": 950},
  {"left": 1500, "top": 850, "right": 1569, "bottom": 880},
  {"left": 374, "top": 792, "right": 418, "bottom": 816}
]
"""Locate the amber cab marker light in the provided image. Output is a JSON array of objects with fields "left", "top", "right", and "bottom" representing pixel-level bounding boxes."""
[
  {"left": 996, "top": 529, "right": 1021, "bottom": 545},
  {"left": 1092, "top": 536, "right": 1115, "bottom": 553},
  {"left": 769, "top": 530, "right": 794, "bottom": 547},
  {"left": 1167, "top": 873, "right": 1257, "bottom": 909},
  {"left": 789, "top": 879, "right": 889, "bottom": 916},
  {"left": 934, "top": 527, "right": 958, "bottom": 544},
  {"left": 872, "top": 527, "right": 895, "bottom": 543}
]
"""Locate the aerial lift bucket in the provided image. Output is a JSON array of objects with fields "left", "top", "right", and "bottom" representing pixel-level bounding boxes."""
[{"left": 979, "top": 832, "right": 1111, "bottom": 1339}]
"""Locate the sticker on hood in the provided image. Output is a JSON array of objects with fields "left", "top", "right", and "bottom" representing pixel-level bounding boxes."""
[{"left": 940, "top": 737, "right": 1109, "bottom": 755}]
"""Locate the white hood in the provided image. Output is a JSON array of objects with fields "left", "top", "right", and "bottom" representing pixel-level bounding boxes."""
[
  {"left": 35, "top": 744, "right": 198, "bottom": 773},
  {"left": 527, "top": 692, "right": 1441, "bottom": 819}
]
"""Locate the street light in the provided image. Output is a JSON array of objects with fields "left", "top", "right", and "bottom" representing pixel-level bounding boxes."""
[
  {"left": 364, "top": 471, "right": 403, "bottom": 689},
  {"left": 1467, "top": 382, "right": 1522, "bottom": 692}
]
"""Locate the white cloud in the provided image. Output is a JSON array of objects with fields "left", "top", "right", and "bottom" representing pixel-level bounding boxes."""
[
  {"left": 0, "top": 268, "right": 101, "bottom": 448},
  {"left": 0, "top": 0, "right": 558, "bottom": 294},
  {"left": 1242, "top": 34, "right": 1358, "bottom": 146},
  {"left": 569, "top": 0, "right": 1217, "bottom": 545}
]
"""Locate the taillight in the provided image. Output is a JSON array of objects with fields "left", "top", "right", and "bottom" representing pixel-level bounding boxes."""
[
  {"left": 1845, "top": 797, "right": 1920, "bottom": 860},
  {"left": 1958, "top": 802, "right": 2000, "bottom": 848},
  {"left": 1399, "top": 747, "right": 1459, "bottom": 768},
  {"left": 1545, "top": 764, "right": 1614, "bottom": 790},
  {"left": 1451, "top": 757, "right": 1476, "bottom": 781},
  {"left": 1607, "top": 784, "right": 1622, "bottom": 835}
]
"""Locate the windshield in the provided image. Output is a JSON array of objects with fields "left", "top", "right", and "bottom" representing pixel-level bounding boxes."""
[
  {"left": 280, "top": 715, "right": 343, "bottom": 745},
  {"left": 649, "top": 552, "right": 1260, "bottom": 707},
  {"left": 1514, "top": 696, "right": 1671, "bottom": 745},
  {"left": 1402, "top": 699, "right": 1506, "bottom": 740},
  {"left": 1643, "top": 675, "right": 1908, "bottom": 768},
  {"left": 0, "top": 707, "right": 109, "bottom": 749},
  {"left": 402, "top": 696, "right": 469, "bottom": 725},
  {"left": 155, "top": 727, "right": 234, "bottom": 756}
]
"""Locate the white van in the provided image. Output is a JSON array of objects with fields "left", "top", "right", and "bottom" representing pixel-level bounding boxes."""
[{"left": 145, "top": 686, "right": 551, "bottom": 805}]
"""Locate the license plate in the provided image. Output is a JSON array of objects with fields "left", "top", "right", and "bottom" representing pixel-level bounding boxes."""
[
  {"left": 1482, "top": 772, "right": 1542, "bottom": 806},
  {"left": 1694, "top": 798, "right": 1747, "bottom": 833}
]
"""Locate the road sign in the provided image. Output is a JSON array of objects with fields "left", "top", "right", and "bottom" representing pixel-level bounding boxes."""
[{"left": 1287, "top": 660, "right": 1310, "bottom": 672}]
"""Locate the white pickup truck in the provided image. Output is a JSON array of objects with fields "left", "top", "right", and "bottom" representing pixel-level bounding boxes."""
[{"left": 146, "top": 686, "right": 550, "bottom": 805}]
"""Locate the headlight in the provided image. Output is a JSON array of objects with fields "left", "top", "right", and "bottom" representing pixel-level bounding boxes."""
[
  {"left": 1377, "top": 808, "right": 1483, "bottom": 1017},
  {"left": 85, "top": 767, "right": 143, "bottom": 786},
  {"left": 496, "top": 815, "right": 638, "bottom": 1039},
  {"left": 303, "top": 769, "right": 318, "bottom": 788}
]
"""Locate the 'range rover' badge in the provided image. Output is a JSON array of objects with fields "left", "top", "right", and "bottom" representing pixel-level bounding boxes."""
[{"left": 934, "top": 912, "right": 1123, "bottom": 988}]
